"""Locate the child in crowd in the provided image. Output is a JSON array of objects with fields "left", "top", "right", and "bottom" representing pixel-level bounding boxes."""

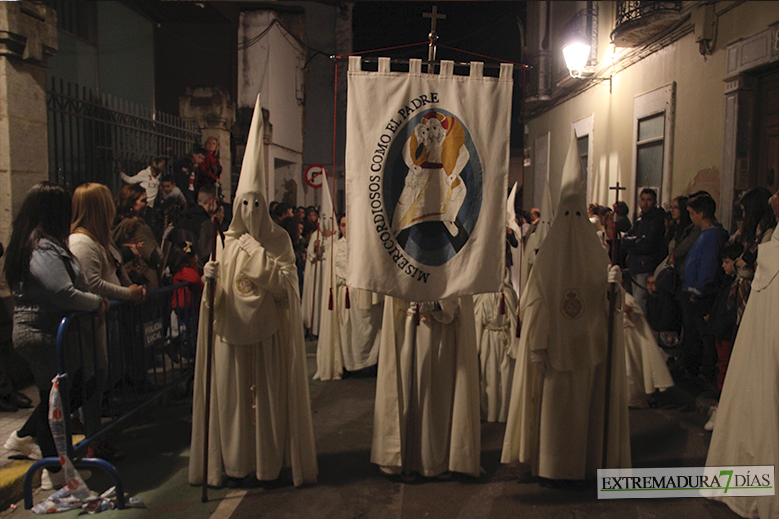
[
  {"left": 701, "top": 242, "right": 743, "bottom": 430},
  {"left": 170, "top": 241, "right": 203, "bottom": 311},
  {"left": 159, "top": 174, "right": 187, "bottom": 211},
  {"left": 704, "top": 244, "right": 743, "bottom": 389}
]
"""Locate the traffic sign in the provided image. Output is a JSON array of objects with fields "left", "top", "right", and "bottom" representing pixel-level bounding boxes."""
[{"left": 304, "top": 164, "right": 327, "bottom": 188}]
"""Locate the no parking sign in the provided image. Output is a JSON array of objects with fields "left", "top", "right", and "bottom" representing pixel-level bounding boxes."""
[{"left": 304, "top": 164, "right": 327, "bottom": 188}]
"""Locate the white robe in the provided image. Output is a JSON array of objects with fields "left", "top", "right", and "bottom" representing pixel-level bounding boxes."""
[
  {"left": 474, "top": 275, "right": 519, "bottom": 423},
  {"left": 189, "top": 231, "right": 317, "bottom": 487},
  {"left": 301, "top": 229, "right": 330, "bottom": 336},
  {"left": 314, "top": 237, "right": 382, "bottom": 380},
  {"left": 502, "top": 133, "right": 630, "bottom": 480},
  {"left": 706, "top": 230, "right": 779, "bottom": 518},
  {"left": 371, "top": 297, "right": 481, "bottom": 477},
  {"left": 623, "top": 293, "right": 674, "bottom": 408}
]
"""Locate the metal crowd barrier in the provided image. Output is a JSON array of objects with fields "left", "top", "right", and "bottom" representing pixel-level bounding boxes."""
[{"left": 23, "top": 282, "right": 200, "bottom": 509}]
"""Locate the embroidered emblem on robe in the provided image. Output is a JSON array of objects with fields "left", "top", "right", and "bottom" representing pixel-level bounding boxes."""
[
  {"left": 235, "top": 275, "right": 257, "bottom": 296},
  {"left": 560, "top": 289, "right": 584, "bottom": 320}
]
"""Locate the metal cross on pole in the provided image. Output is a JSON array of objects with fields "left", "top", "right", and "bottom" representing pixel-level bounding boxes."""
[
  {"left": 423, "top": 5, "right": 446, "bottom": 62},
  {"left": 602, "top": 179, "right": 626, "bottom": 470}
]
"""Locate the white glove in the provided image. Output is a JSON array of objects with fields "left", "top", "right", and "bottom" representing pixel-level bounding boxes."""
[
  {"left": 203, "top": 260, "right": 219, "bottom": 280},
  {"left": 239, "top": 234, "right": 262, "bottom": 255},
  {"left": 608, "top": 265, "right": 622, "bottom": 285},
  {"left": 530, "top": 350, "right": 549, "bottom": 375}
]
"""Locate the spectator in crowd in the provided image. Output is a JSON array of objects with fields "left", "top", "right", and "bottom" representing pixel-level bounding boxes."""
[
  {"left": 621, "top": 188, "right": 667, "bottom": 313},
  {"left": 529, "top": 207, "right": 541, "bottom": 226},
  {"left": 118, "top": 157, "right": 166, "bottom": 213},
  {"left": 152, "top": 174, "right": 188, "bottom": 242},
  {"left": 587, "top": 203, "right": 603, "bottom": 231},
  {"left": 176, "top": 184, "right": 218, "bottom": 268},
  {"left": 269, "top": 200, "right": 279, "bottom": 216},
  {"left": 171, "top": 147, "right": 206, "bottom": 206},
  {"left": 295, "top": 206, "right": 306, "bottom": 223},
  {"left": 730, "top": 187, "right": 776, "bottom": 321},
  {"left": 68, "top": 183, "right": 145, "bottom": 452},
  {"left": 668, "top": 196, "right": 698, "bottom": 282},
  {"left": 169, "top": 239, "right": 203, "bottom": 316},
  {"left": 681, "top": 193, "right": 729, "bottom": 386},
  {"left": 304, "top": 206, "right": 320, "bottom": 239},
  {"left": 596, "top": 205, "right": 613, "bottom": 251},
  {"left": 703, "top": 243, "right": 743, "bottom": 410},
  {"left": 112, "top": 184, "right": 163, "bottom": 289},
  {"left": 614, "top": 201, "right": 632, "bottom": 234},
  {"left": 196, "top": 136, "right": 222, "bottom": 195},
  {"left": 158, "top": 174, "right": 187, "bottom": 212},
  {"left": 0, "top": 243, "right": 32, "bottom": 414},
  {"left": 3, "top": 182, "right": 106, "bottom": 489},
  {"left": 272, "top": 202, "right": 294, "bottom": 225}
]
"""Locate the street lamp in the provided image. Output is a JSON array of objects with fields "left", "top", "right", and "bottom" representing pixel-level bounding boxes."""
[
  {"left": 562, "top": 37, "right": 591, "bottom": 79},
  {"left": 562, "top": 34, "right": 612, "bottom": 93}
]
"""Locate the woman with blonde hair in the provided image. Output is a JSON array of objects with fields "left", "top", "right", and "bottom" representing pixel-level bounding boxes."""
[
  {"left": 69, "top": 183, "right": 144, "bottom": 453},
  {"left": 70, "top": 183, "right": 145, "bottom": 303}
]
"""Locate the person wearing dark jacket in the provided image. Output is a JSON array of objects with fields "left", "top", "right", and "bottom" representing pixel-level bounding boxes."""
[
  {"left": 175, "top": 185, "right": 218, "bottom": 268},
  {"left": 621, "top": 188, "right": 667, "bottom": 313},
  {"left": 681, "top": 193, "right": 729, "bottom": 385},
  {"left": 704, "top": 242, "right": 742, "bottom": 393}
]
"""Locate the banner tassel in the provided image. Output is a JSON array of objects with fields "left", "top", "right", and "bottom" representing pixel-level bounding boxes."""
[
  {"left": 516, "top": 306, "right": 522, "bottom": 338},
  {"left": 328, "top": 287, "right": 334, "bottom": 311},
  {"left": 414, "top": 304, "right": 420, "bottom": 327},
  {"left": 499, "top": 292, "right": 505, "bottom": 315},
  {"left": 345, "top": 287, "right": 351, "bottom": 309}
]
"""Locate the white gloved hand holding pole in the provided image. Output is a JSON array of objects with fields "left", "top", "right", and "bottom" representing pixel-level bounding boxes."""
[
  {"left": 608, "top": 265, "right": 622, "bottom": 285},
  {"left": 203, "top": 260, "right": 220, "bottom": 280}
]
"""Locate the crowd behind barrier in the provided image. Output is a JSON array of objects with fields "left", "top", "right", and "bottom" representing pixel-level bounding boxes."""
[{"left": 23, "top": 282, "right": 199, "bottom": 509}]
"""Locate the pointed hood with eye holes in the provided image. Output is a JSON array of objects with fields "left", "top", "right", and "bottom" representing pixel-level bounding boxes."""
[
  {"left": 226, "top": 93, "right": 294, "bottom": 264},
  {"left": 520, "top": 130, "right": 613, "bottom": 370}
]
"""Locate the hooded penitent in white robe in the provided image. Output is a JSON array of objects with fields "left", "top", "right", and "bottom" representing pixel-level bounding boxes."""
[
  {"left": 623, "top": 292, "right": 674, "bottom": 408},
  {"left": 301, "top": 228, "right": 329, "bottom": 337},
  {"left": 314, "top": 236, "right": 382, "bottom": 380},
  {"left": 501, "top": 132, "right": 631, "bottom": 480},
  {"left": 706, "top": 229, "right": 779, "bottom": 518},
  {"left": 371, "top": 296, "right": 481, "bottom": 478},
  {"left": 507, "top": 182, "right": 524, "bottom": 298},
  {"left": 302, "top": 177, "right": 337, "bottom": 337},
  {"left": 189, "top": 95, "right": 317, "bottom": 488},
  {"left": 474, "top": 271, "right": 519, "bottom": 423}
]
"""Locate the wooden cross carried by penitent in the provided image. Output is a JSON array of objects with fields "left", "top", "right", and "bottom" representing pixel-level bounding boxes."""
[
  {"left": 423, "top": 6, "right": 446, "bottom": 62},
  {"left": 602, "top": 179, "right": 626, "bottom": 469}
]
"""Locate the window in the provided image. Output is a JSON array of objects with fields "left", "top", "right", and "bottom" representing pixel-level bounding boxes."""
[
  {"left": 632, "top": 83, "right": 675, "bottom": 211},
  {"left": 636, "top": 113, "right": 665, "bottom": 196},
  {"left": 572, "top": 114, "right": 594, "bottom": 202}
]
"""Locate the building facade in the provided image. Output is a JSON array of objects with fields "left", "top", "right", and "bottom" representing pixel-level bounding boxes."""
[{"left": 521, "top": 0, "right": 779, "bottom": 230}]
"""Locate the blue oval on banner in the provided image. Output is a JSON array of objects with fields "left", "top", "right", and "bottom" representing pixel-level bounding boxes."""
[{"left": 384, "top": 109, "right": 483, "bottom": 267}]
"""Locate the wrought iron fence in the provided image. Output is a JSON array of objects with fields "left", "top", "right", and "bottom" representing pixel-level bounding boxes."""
[
  {"left": 47, "top": 78, "right": 201, "bottom": 193},
  {"left": 615, "top": 1, "right": 682, "bottom": 27}
]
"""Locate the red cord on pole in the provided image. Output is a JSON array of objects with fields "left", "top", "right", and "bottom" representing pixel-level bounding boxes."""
[
  {"left": 414, "top": 304, "right": 420, "bottom": 327},
  {"left": 500, "top": 292, "right": 506, "bottom": 315},
  {"left": 328, "top": 287, "right": 334, "bottom": 311}
]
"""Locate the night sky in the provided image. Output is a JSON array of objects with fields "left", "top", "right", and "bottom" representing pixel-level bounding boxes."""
[{"left": 352, "top": 2, "right": 527, "bottom": 149}]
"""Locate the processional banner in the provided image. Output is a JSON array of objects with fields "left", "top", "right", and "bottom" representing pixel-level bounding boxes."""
[{"left": 346, "top": 56, "right": 513, "bottom": 301}]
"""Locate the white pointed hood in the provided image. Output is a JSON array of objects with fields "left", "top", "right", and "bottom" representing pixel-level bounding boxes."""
[
  {"left": 227, "top": 94, "right": 292, "bottom": 262},
  {"left": 506, "top": 181, "right": 522, "bottom": 236},
  {"left": 524, "top": 130, "right": 611, "bottom": 370}
]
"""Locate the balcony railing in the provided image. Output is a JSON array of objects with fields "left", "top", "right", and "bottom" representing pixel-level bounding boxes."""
[{"left": 612, "top": 1, "right": 682, "bottom": 47}]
